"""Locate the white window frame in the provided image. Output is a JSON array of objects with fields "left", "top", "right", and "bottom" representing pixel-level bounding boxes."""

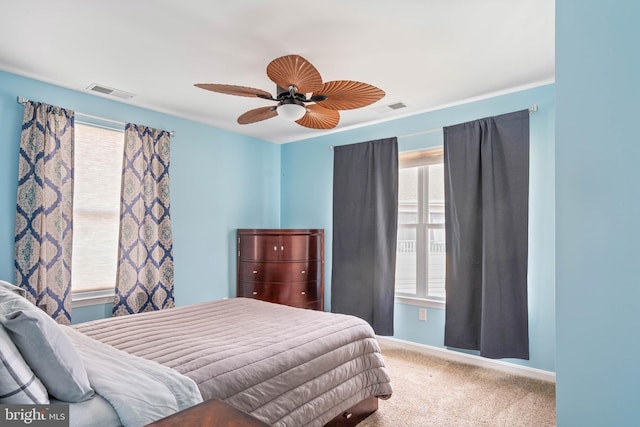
[
  {"left": 72, "top": 289, "right": 116, "bottom": 307},
  {"left": 395, "top": 147, "right": 446, "bottom": 308}
]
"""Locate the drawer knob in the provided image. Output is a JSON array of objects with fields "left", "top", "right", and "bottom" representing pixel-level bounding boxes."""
[
  {"left": 252, "top": 270, "right": 258, "bottom": 274},
  {"left": 252, "top": 291, "right": 258, "bottom": 295},
  {"left": 343, "top": 412, "right": 353, "bottom": 419},
  {"left": 301, "top": 270, "right": 306, "bottom": 274},
  {"left": 301, "top": 291, "right": 306, "bottom": 295},
  {"left": 280, "top": 245, "right": 284, "bottom": 251},
  {"left": 273, "top": 246, "right": 278, "bottom": 251}
]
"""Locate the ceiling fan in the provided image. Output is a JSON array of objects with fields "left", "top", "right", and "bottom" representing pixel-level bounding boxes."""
[{"left": 195, "top": 55, "right": 385, "bottom": 130}]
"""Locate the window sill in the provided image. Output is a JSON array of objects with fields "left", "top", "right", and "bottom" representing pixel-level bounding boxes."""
[
  {"left": 395, "top": 296, "right": 445, "bottom": 309},
  {"left": 71, "top": 290, "right": 114, "bottom": 308}
]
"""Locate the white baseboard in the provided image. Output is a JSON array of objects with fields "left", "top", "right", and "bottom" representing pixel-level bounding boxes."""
[{"left": 376, "top": 336, "right": 556, "bottom": 383}]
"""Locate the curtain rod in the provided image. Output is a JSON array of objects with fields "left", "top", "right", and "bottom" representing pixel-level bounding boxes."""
[
  {"left": 329, "top": 104, "right": 538, "bottom": 151},
  {"left": 16, "top": 96, "right": 176, "bottom": 137}
]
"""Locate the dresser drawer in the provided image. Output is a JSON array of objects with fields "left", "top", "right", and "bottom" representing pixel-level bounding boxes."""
[
  {"left": 292, "top": 300, "right": 322, "bottom": 310},
  {"left": 238, "top": 281, "right": 319, "bottom": 305},
  {"left": 238, "top": 261, "right": 319, "bottom": 283},
  {"left": 239, "top": 233, "right": 321, "bottom": 262}
]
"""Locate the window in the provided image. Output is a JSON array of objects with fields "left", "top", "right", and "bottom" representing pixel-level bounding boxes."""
[
  {"left": 71, "top": 122, "right": 124, "bottom": 299},
  {"left": 395, "top": 147, "right": 445, "bottom": 301}
]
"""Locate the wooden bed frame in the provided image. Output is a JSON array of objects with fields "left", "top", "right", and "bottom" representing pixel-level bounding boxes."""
[
  {"left": 148, "top": 396, "right": 378, "bottom": 427},
  {"left": 325, "top": 396, "right": 379, "bottom": 427}
]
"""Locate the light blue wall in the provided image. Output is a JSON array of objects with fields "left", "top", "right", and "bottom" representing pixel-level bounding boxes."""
[
  {"left": 281, "top": 84, "right": 556, "bottom": 372},
  {"left": 72, "top": 304, "right": 114, "bottom": 324},
  {"left": 556, "top": 1, "right": 640, "bottom": 425},
  {"left": 0, "top": 70, "right": 280, "bottom": 320}
]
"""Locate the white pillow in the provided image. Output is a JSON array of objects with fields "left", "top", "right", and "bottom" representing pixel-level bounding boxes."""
[
  {"left": 0, "top": 325, "right": 49, "bottom": 404},
  {"left": 0, "top": 280, "right": 26, "bottom": 297},
  {"left": 0, "top": 287, "right": 94, "bottom": 402}
]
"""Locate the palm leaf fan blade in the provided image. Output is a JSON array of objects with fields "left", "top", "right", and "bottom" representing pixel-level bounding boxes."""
[
  {"left": 296, "top": 104, "right": 340, "bottom": 129},
  {"left": 237, "top": 106, "right": 278, "bottom": 124},
  {"left": 195, "top": 84, "right": 273, "bottom": 99},
  {"left": 266, "top": 55, "right": 323, "bottom": 94},
  {"left": 313, "top": 80, "right": 385, "bottom": 110}
]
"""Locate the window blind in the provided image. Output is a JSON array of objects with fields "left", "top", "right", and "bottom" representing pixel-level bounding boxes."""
[{"left": 71, "top": 123, "right": 124, "bottom": 293}]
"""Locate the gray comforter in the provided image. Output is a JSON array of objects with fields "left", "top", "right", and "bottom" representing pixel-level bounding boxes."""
[{"left": 74, "top": 298, "right": 392, "bottom": 426}]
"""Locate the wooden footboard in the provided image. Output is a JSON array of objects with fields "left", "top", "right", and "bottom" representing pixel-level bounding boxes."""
[
  {"left": 325, "top": 396, "right": 379, "bottom": 427},
  {"left": 146, "top": 399, "right": 270, "bottom": 426},
  {"left": 148, "top": 396, "right": 379, "bottom": 427}
]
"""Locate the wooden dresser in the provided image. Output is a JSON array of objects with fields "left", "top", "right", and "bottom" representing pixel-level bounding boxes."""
[{"left": 237, "top": 229, "right": 324, "bottom": 311}]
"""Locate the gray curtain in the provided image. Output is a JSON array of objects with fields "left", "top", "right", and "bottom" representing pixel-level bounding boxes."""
[
  {"left": 331, "top": 137, "right": 398, "bottom": 336},
  {"left": 443, "top": 110, "right": 530, "bottom": 359}
]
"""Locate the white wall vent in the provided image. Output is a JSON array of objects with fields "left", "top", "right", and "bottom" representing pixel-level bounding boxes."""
[
  {"left": 373, "top": 101, "right": 408, "bottom": 113},
  {"left": 86, "top": 83, "right": 135, "bottom": 100}
]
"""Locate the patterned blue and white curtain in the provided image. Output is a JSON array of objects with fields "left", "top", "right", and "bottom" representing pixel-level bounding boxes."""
[
  {"left": 14, "top": 101, "right": 74, "bottom": 325},
  {"left": 113, "top": 124, "right": 174, "bottom": 316}
]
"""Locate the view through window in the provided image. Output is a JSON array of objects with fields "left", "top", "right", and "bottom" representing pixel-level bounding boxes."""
[
  {"left": 395, "top": 147, "right": 445, "bottom": 300},
  {"left": 71, "top": 122, "right": 124, "bottom": 294}
]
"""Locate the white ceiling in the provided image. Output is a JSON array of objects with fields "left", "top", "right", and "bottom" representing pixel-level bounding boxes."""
[{"left": 0, "top": 0, "right": 554, "bottom": 144}]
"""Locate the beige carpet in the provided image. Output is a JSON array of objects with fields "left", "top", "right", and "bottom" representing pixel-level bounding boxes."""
[{"left": 358, "top": 343, "right": 556, "bottom": 427}]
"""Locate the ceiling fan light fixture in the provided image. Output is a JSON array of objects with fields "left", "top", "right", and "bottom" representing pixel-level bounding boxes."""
[{"left": 277, "top": 101, "right": 307, "bottom": 121}]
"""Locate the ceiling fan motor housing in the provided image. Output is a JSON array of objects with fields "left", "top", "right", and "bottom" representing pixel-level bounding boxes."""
[
  {"left": 276, "top": 85, "right": 292, "bottom": 97},
  {"left": 278, "top": 97, "right": 305, "bottom": 108}
]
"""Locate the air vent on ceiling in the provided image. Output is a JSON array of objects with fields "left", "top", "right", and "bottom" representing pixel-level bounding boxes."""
[
  {"left": 388, "top": 102, "right": 407, "bottom": 110},
  {"left": 373, "top": 101, "right": 407, "bottom": 113},
  {"left": 86, "top": 83, "right": 135, "bottom": 100}
]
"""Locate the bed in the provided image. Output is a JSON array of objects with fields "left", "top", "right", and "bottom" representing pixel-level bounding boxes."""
[{"left": 0, "top": 285, "right": 392, "bottom": 427}]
